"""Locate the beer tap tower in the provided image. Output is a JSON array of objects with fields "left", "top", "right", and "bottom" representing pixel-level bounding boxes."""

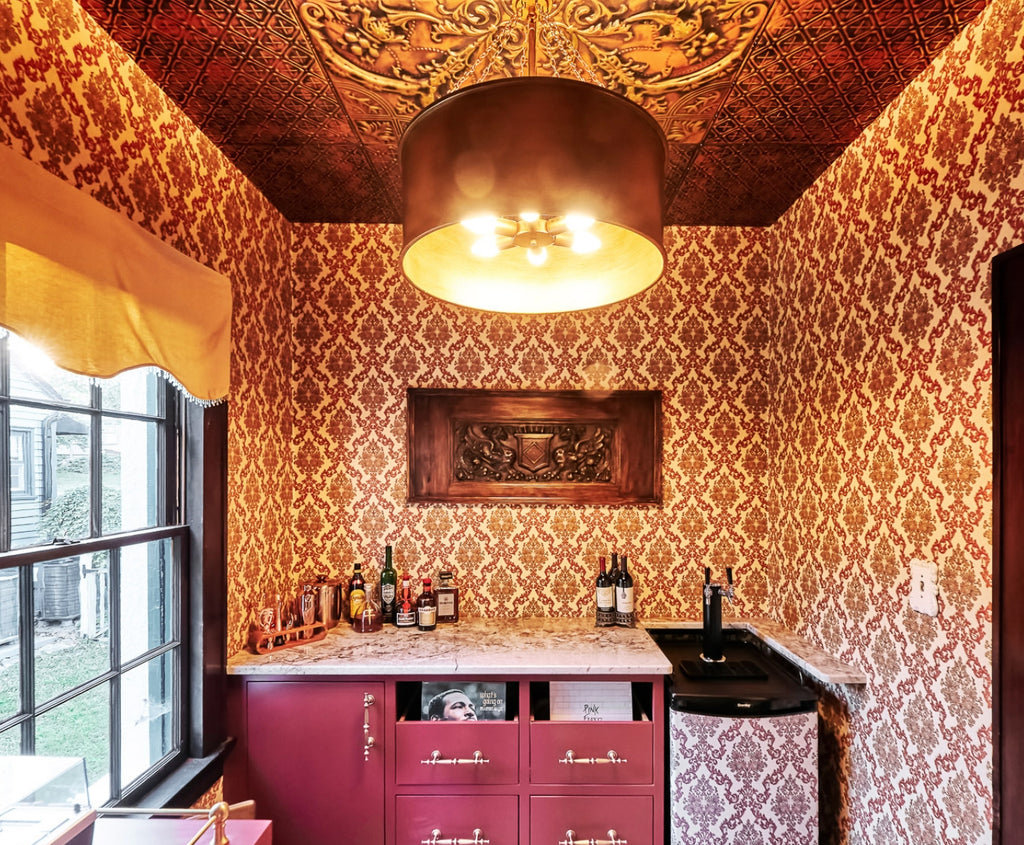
[{"left": 701, "top": 566, "right": 735, "bottom": 663}]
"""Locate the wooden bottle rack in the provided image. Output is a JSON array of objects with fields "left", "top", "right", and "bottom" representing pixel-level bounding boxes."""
[{"left": 248, "top": 622, "right": 328, "bottom": 654}]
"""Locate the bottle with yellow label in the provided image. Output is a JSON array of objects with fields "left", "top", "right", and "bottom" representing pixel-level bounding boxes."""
[{"left": 349, "top": 562, "right": 366, "bottom": 623}]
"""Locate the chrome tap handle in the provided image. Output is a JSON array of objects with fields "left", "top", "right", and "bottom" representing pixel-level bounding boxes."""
[
  {"left": 558, "top": 749, "right": 626, "bottom": 765},
  {"left": 421, "top": 828, "right": 489, "bottom": 845},
  {"left": 559, "top": 830, "right": 627, "bottom": 845}
]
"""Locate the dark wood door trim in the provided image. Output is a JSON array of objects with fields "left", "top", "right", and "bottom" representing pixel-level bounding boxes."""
[{"left": 993, "top": 241, "right": 1024, "bottom": 844}]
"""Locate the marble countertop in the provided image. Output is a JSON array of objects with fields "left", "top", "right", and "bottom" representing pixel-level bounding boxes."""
[
  {"left": 227, "top": 617, "right": 672, "bottom": 677},
  {"left": 227, "top": 616, "right": 866, "bottom": 686},
  {"left": 643, "top": 618, "right": 868, "bottom": 686}
]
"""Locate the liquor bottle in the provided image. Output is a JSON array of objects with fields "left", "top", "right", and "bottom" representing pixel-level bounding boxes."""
[
  {"left": 436, "top": 570, "right": 460, "bottom": 623},
  {"left": 595, "top": 556, "right": 615, "bottom": 627},
  {"left": 615, "top": 555, "right": 635, "bottom": 628},
  {"left": 380, "top": 545, "right": 397, "bottom": 624},
  {"left": 417, "top": 578, "right": 437, "bottom": 631},
  {"left": 395, "top": 573, "right": 417, "bottom": 629},
  {"left": 349, "top": 562, "right": 366, "bottom": 622}
]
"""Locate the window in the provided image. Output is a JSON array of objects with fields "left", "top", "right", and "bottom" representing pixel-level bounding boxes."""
[
  {"left": 9, "top": 429, "right": 32, "bottom": 496},
  {"left": 0, "top": 332, "right": 187, "bottom": 805}
]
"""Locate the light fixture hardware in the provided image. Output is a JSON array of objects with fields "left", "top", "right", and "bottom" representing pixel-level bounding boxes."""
[{"left": 400, "top": 1, "right": 665, "bottom": 314}]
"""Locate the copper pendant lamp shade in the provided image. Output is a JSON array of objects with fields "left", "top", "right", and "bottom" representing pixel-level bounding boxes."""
[{"left": 400, "top": 77, "right": 666, "bottom": 314}]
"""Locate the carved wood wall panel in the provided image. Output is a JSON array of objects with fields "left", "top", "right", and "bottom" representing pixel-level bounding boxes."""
[{"left": 408, "top": 389, "right": 661, "bottom": 504}]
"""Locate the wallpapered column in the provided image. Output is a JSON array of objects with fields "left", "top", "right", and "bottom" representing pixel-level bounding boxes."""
[
  {"left": 271, "top": 223, "right": 773, "bottom": 647},
  {"left": 0, "top": 0, "right": 294, "bottom": 657},
  {"left": 769, "top": 0, "right": 1024, "bottom": 842}
]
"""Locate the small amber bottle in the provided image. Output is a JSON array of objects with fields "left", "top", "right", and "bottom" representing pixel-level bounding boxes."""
[{"left": 436, "top": 570, "right": 460, "bottom": 623}]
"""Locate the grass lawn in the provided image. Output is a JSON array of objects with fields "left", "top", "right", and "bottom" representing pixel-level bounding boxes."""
[{"left": 0, "top": 633, "right": 111, "bottom": 793}]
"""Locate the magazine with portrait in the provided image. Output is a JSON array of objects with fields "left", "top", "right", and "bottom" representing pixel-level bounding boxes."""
[{"left": 420, "top": 681, "right": 507, "bottom": 721}]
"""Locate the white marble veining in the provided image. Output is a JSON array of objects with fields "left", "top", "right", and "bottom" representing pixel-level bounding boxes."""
[
  {"left": 643, "top": 618, "right": 868, "bottom": 686},
  {"left": 227, "top": 617, "right": 672, "bottom": 676}
]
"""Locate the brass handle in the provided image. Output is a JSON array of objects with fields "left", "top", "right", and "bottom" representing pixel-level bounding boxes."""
[
  {"left": 559, "top": 830, "right": 626, "bottom": 845},
  {"left": 363, "top": 692, "right": 376, "bottom": 761},
  {"left": 421, "top": 828, "right": 489, "bottom": 844},
  {"left": 558, "top": 749, "right": 626, "bottom": 765},
  {"left": 420, "top": 749, "right": 490, "bottom": 765}
]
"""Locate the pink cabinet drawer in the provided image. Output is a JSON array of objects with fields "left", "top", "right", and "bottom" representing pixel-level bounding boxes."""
[
  {"left": 530, "top": 796, "right": 653, "bottom": 845},
  {"left": 395, "top": 721, "right": 520, "bottom": 785},
  {"left": 395, "top": 795, "right": 518, "bottom": 845},
  {"left": 530, "top": 721, "right": 653, "bottom": 785}
]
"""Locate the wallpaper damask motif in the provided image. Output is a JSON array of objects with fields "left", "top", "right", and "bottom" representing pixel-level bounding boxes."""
[{"left": 0, "top": 0, "right": 295, "bottom": 637}]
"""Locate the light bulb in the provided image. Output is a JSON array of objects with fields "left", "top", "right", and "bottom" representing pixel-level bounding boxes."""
[
  {"left": 462, "top": 215, "right": 498, "bottom": 235},
  {"left": 472, "top": 235, "right": 500, "bottom": 258},
  {"left": 570, "top": 229, "right": 601, "bottom": 254},
  {"left": 564, "top": 214, "right": 595, "bottom": 231},
  {"left": 519, "top": 211, "right": 540, "bottom": 223},
  {"left": 526, "top": 244, "right": 548, "bottom": 266}
]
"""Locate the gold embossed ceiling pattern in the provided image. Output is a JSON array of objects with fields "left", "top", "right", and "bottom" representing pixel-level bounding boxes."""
[{"left": 79, "top": 0, "right": 988, "bottom": 226}]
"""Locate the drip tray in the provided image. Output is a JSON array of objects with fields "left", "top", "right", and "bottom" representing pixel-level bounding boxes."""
[{"left": 680, "top": 659, "right": 769, "bottom": 680}]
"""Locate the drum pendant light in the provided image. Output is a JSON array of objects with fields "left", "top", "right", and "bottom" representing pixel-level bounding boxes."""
[{"left": 400, "top": 75, "right": 666, "bottom": 314}]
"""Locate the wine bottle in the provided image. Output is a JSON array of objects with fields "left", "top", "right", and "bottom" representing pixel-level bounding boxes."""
[
  {"left": 395, "top": 573, "right": 417, "bottom": 628},
  {"left": 608, "top": 552, "right": 620, "bottom": 586},
  {"left": 349, "top": 562, "right": 366, "bottom": 621},
  {"left": 380, "top": 545, "right": 397, "bottom": 624},
  {"left": 615, "top": 554, "right": 635, "bottom": 628},
  {"left": 595, "top": 556, "right": 615, "bottom": 627},
  {"left": 417, "top": 578, "right": 437, "bottom": 631}
]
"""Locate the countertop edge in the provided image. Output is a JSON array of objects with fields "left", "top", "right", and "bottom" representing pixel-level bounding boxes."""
[{"left": 642, "top": 618, "right": 869, "bottom": 686}]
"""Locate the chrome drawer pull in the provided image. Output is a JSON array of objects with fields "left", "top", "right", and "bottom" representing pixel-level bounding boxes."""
[
  {"left": 558, "top": 749, "right": 626, "bottom": 765},
  {"left": 422, "top": 827, "right": 489, "bottom": 845},
  {"left": 559, "top": 829, "right": 626, "bottom": 845},
  {"left": 421, "top": 749, "right": 490, "bottom": 765}
]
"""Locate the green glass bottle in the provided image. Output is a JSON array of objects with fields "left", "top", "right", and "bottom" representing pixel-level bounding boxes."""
[{"left": 380, "top": 545, "right": 397, "bottom": 624}]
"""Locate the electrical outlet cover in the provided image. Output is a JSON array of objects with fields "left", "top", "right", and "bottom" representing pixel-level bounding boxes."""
[{"left": 909, "top": 558, "right": 938, "bottom": 617}]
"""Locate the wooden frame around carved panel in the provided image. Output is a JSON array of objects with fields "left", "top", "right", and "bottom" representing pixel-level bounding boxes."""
[{"left": 407, "top": 389, "right": 662, "bottom": 505}]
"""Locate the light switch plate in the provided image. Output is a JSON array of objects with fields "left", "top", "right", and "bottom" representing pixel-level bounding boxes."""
[{"left": 909, "top": 558, "right": 938, "bottom": 616}]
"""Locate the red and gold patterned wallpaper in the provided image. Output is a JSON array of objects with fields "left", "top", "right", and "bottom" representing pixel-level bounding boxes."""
[
  {"left": 6, "top": 0, "right": 1023, "bottom": 841},
  {"left": 285, "top": 222, "right": 772, "bottom": 631},
  {"left": 769, "top": 0, "right": 1023, "bottom": 840},
  {"left": 0, "top": 0, "right": 295, "bottom": 629}
]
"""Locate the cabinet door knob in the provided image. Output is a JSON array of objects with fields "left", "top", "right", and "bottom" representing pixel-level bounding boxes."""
[
  {"left": 559, "top": 829, "right": 627, "bottom": 845},
  {"left": 558, "top": 749, "right": 626, "bottom": 765}
]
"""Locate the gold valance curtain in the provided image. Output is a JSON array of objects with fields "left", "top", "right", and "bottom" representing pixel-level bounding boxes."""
[{"left": 0, "top": 145, "right": 231, "bottom": 402}]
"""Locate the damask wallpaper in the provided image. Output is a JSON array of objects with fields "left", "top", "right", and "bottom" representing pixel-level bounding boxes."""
[
  {"left": 4, "top": 0, "right": 1023, "bottom": 843},
  {"left": 768, "top": 0, "right": 1023, "bottom": 841}
]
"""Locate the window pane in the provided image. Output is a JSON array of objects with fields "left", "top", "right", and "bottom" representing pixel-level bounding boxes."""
[
  {"left": 10, "top": 411, "right": 92, "bottom": 548},
  {"left": 0, "top": 569, "right": 20, "bottom": 721},
  {"left": 0, "top": 725, "right": 21, "bottom": 754},
  {"left": 35, "top": 684, "right": 110, "bottom": 805},
  {"left": 120, "top": 541, "right": 173, "bottom": 664},
  {"left": 102, "top": 417, "right": 159, "bottom": 534},
  {"left": 10, "top": 428, "right": 33, "bottom": 496},
  {"left": 100, "top": 368, "right": 162, "bottom": 416},
  {"left": 34, "top": 557, "right": 110, "bottom": 705},
  {"left": 9, "top": 333, "right": 92, "bottom": 406},
  {"left": 121, "top": 650, "right": 176, "bottom": 787}
]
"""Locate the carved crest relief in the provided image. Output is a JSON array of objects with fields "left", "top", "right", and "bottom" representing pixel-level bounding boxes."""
[{"left": 453, "top": 421, "right": 614, "bottom": 483}]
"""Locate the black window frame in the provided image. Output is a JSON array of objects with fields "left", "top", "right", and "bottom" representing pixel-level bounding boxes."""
[{"left": 0, "top": 334, "right": 228, "bottom": 805}]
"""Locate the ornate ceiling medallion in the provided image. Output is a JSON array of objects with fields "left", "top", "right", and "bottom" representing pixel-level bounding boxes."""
[{"left": 299, "top": 0, "right": 770, "bottom": 135}]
